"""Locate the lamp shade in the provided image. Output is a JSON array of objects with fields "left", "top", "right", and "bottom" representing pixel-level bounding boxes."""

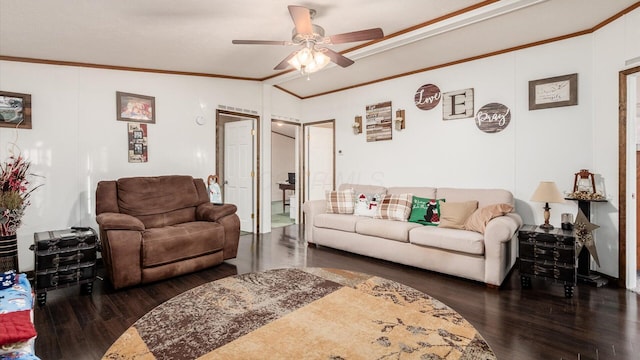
[{"left": 530, "top": 181, "right": 565, "bottom": 203}]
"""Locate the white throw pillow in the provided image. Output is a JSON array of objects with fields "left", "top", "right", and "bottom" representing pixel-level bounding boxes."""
[{"left": 354, "top": 192, "right": 382, "bottom": 217}]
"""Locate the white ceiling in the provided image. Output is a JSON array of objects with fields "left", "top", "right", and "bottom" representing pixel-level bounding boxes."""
[{"left": 1, "top": 0, "right": 638, "bottom": 98}]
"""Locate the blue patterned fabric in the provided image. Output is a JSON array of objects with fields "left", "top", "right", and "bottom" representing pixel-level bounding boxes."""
[{"left": 0, "top": 273, "right": 39, "bottom": 360}]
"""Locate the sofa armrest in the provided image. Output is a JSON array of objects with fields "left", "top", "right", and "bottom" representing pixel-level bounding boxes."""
[
  {"left": 196, "top": 203, "right": 237, "bottom": 222},
  {"left": 483, "top": 213, "right": 523, "bottom": 286},
  {"left": 196, "top": 203, "right": 240, "bottom": 260},
  {"left": 484, "top": 213, "right": 522, "bottom": 243},
  {"left": 96, "top": 213, "right": 145, "bottom": 231},
  {"left": 302, "top": 199, "right": 327, "bottom": 243},
  {"left": 99, "top": 229, "right": 143, "bottom": 289}
]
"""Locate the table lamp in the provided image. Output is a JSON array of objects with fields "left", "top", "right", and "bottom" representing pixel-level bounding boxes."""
[{"left": 530, "top": 181, "right": 565, "bottom": 230}]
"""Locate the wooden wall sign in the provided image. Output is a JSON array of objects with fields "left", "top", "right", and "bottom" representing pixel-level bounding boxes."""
[
  {"left": 475, "top": 102, "right": 511, "bottom": 133},
  {"left": 529, "top": 73, "right": 578, "bottom": 110},
  {"left": 414, "top": 84, "right": 441, "bottom": 110},
  {"left": 366, "top": 101, "right": 392, "bottom": 142},
  {"left": 443, "top": 88, "right": 474, "bottom": 120},
  {"left": 128, "top": 122, "right": 148, "bottom": 162}
]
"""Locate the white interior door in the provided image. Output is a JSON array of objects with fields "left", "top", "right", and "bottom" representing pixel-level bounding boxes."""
[
  {"left": 305, "top": 124, "right": 334, "bottom": 201},
  {"left": 224, "top": 119, "right": 254, "bottom": 232}
]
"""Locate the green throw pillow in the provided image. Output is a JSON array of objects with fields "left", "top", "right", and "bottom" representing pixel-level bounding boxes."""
[{"left": 408, "top": 196, "right": 445, "bottom": 226}]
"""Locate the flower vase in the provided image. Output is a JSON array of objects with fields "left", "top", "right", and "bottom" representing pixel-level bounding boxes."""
[{"left": 0, "top": 233, "right": 19, "bottom": 272}]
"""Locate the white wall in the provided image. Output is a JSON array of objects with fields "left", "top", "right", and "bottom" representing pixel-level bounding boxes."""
[
  {"left": 591, "top": 8, "right": 640, "bottom": 277},
  {"left": 301, "top": 7, "right": 640, "bottom": 278},
  {"left": 636, "top": 75, "right": 640, "bottom": 149},
  {"left": 1, "top": 7, "right": 638, "bottom": 276},
  {"left": 0, "top": 61, "right": 262, "bottom": 271},
  {"left": 261, "top": 85, "right": 302, "bottom": 233}
]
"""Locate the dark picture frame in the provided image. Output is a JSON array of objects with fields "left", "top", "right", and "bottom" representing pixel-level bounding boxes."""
[
  {"left": 0, "top": 91, "right": 32, "bottom": 129},
  {"left": 116, "top": 91, "right": 155, "bottom": 123},
  {"left": 529, "top": 73, "right": 578, "bottom": 110}
]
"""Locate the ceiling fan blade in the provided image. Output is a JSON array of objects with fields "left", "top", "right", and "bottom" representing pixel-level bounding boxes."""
[
  {"left": 288, "top": 5, "right": 313, "bottom": 35},
  {"left": 323, "top": 48, "right": 355, "bottom": 68},
  {"left": 274, "top": 52, "right": 297, "bottom": 70},
  {"left": 232, "top": 40, "right": 287, "bottom": 45},
  {"left": 329, "top": 28, "right": 384, "bottom": 44}
]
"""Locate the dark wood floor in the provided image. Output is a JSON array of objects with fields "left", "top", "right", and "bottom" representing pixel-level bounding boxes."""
[{"left": 34, "top": 225, "right": 639, "bottom": 359}]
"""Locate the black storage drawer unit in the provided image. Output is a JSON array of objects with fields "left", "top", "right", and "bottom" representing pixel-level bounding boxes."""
[
  {"left": 35, "top": 262, "right": 96, "bottom": 288},
  {"left": 519, "top": 242, "right": 575, "bottom": 263},
  {"left": 31, "top": 227, "right": 98, "bottom": 306},
  {"left": 518, "top": 224, "right": 577, "bottom": 298},
  {"left": 35, "top": 246, "right": 96, "bottom": 269},
  {"left": 33, "top": 228, "right": 97, "bottom": 251},
  {"left": 519, "top": 259, "right": 576, "bottom": 283}
]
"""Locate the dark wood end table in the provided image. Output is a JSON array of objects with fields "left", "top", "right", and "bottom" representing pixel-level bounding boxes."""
[
  {"left": 278, "top": 182, "right": 295, "bottom": 213},
  {"left": 519, "top": 224, "right": 577, "bottom": 298}
]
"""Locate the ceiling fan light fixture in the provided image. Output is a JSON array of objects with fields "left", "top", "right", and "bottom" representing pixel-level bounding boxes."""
[
  {"left": 288, "top": 48, "right": 330, "bottom": 75},
  {"left": 232, "top": 5, "right": 382, "bottom": 75}
]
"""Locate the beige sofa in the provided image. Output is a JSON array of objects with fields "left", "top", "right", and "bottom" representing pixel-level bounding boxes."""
[{"left": 303, "top": 184, "right": 523, "bottom": 287}]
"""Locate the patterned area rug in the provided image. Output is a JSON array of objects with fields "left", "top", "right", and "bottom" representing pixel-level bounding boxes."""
[{"left": 103, "top": 268, "right": 496, "bottom": 359}]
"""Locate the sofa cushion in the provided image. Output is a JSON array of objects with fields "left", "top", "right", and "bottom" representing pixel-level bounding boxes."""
[
  {"left": 339, "top": 184, "right": 387, "bottom": 196},
  {"left": 408, "top": 196, "right": 444, "bottom": 226},
  {"left": 117, "top": 175, "right": 202, "bottom": 216},
  {"left": 374, "top": 193, "right": 413, "bottom": 221},
  {"left": 356, "top": 219, "right": 422, "bottom": 243},
  {"left": 314, "top": 213, "right": 359, "bottom": 233},
  {"left": 438, "top": 201, "right": 478, "bottom": 230},
  {"left": 409, "top": 226, "right": 485, "bottom": 255},
  {"left": 436, "top": 188, "right": 513, "bottom": 208},
  {"left": 326, "top": 189, "right": 356, "bottom": 214},
  {"left": 464, "top": 203, "right": 514, "bottom": 234},
  {"left": 353, "top": 192, "right": 382, "bottom": 217},
  {"left": 136, "top": 207, "right": 197, "bottom": 229},
  {"left": 142, "top": 222, "right": 224, "bottom": 267},
  {"left": 388, "top": 187, "right": 436, "bottom": 199}
]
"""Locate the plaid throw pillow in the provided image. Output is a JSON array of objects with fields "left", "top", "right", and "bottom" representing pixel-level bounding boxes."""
[
  {"left": 325, "top": 189, "right": 356, "bottom": 214},
  {"left": 375, "top": 193, "right": 413, "bottom": 221}
]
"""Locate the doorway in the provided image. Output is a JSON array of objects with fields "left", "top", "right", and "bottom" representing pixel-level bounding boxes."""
[
  {"left": 618, "top": 65, "right": 640, "bottom": 289},
  {"left": 303, "top": 120, "right": 335, "bottom": 203},
  {"left": 216, "top": 110, "right": 260, "bottom": 234},
  {"left": 271, "top": 119, "right": 301, "bottom": 229}
]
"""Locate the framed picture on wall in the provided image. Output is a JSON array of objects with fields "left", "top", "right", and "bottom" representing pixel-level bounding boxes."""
[
  {"left": 128, "top": 122, "right": 148, "bottom": 163},
  {"left": 529, "top": 73, "right": 578, "bottom": 110},
  {"left": 117, "top": 91, "right": 155, "bottom": 123},
  {"left": 0, "top": 91, "right": 32, "bottom": 129},
  {"left": 365, "top": 101, "right": 392, "bottom": 142}
]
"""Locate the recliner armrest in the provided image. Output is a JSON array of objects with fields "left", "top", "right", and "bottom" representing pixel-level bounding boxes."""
[
  {"left": 96, "top": 212, "right": 145, "bottom": 231},
  {"left": 196, "top": 203, "right": 238, "bottom": 222}
]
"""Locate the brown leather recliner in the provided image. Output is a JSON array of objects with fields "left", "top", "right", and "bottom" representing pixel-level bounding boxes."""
[{"left": 95, "top": 175, "right": 240, "bottom": 289}]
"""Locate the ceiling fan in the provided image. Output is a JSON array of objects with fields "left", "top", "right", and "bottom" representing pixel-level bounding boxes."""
[{"left": 232, "top": 5, "right": 384, "bottom": 75}]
